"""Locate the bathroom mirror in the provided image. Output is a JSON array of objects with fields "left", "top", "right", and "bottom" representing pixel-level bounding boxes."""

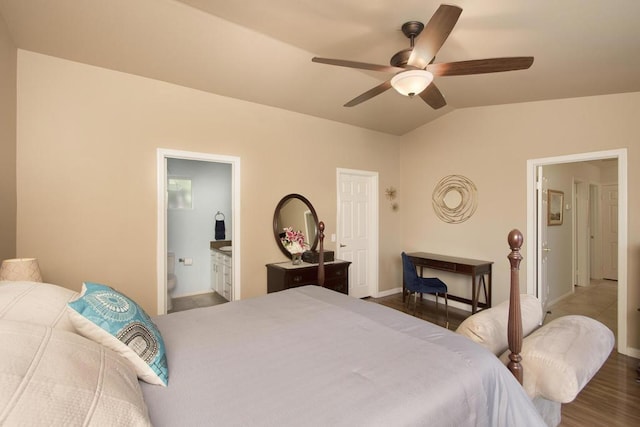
[{"left": 273, "top": 194, "right": 319, "bottom": 258}]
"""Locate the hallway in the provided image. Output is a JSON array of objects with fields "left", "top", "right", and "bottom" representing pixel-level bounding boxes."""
[{"left": 544, "top": 279, "right": 618, "bottom": 345}]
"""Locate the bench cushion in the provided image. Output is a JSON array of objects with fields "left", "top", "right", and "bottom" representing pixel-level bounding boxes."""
[
  {"left": 456, "top": 294, "right": 543, "bottom": 355},
  {"left": 501, "top": 315, "right": 614, "bottom": 403}
]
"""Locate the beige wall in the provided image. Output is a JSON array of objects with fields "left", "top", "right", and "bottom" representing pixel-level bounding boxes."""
[
  {"left": 400, "top": 92, "right": 640, "bottom": 351},
  {"left": 16, "top": 51, "right": 402, "bottom": 313},
  {"left": 543, "top": 162, "right": 604, "bottom": 303},
  {"left": 13, "top": 49, "right": 640, "bottom": 352},
  {"left": 0, "top": 15, "right": 16, "bottom": 261}
]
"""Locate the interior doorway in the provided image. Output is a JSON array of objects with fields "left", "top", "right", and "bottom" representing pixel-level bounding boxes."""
[
  {"left": 526, "top": 149, "right": 628, "bottom": 355},
  {"left": 336, "top": 168, "right": 379, "bottom": 298},
  {"left": 156, "top": 149, "right": 241, "bottom": 315}
]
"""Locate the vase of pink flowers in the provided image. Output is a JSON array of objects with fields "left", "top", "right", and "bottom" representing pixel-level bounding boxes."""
[{"left": 281, "top": 227, "right": 308, "bottom": 264}]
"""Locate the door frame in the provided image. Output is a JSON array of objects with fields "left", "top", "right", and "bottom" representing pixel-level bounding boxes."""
[
  {"left": 526, "top": 148, "right": 628, "bottom": 354},
  {"left": 336, "top": 168, "right": 379, "bottom": 297},
  {"left": 156, "top": 149, "right": 241, "bottom": 315},
  {"left": 572, "top": 179, "right": 590, "bottom": 287}
]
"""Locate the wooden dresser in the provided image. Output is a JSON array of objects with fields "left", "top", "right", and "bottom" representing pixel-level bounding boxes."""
[{"left": 266, "top": 260, "right": 351, "bottom": 295}]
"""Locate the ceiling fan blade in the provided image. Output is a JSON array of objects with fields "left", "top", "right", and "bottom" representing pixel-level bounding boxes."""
[
  {"left": 344, "top": 80, "right": 393, "bottom": 107},
  {"left": 419, "top": 83, "right": 446, "bottom": 109},
  {"left": 408, "top": 4, "right": 462, "bottom": 69},
  {"left": 427, "top": 57, "right": 534, "bottom": 76},
  {"left": 312, "top": 57, "right": 404, "bottom": 73}
]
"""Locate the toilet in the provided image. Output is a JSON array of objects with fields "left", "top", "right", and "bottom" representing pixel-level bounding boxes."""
[{"left": 167, "top": 252, "right": 177, "bottom": 311}]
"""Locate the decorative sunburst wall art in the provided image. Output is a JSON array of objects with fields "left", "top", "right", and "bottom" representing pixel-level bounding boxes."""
[
  {"left": 432, "top": 175, "right": 478, "bottom": 224},
  {"left": 385, "top": 186, "right": 399, "bottom": 211}
]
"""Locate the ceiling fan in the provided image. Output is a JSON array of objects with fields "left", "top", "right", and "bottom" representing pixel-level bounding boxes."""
[{"left": 312, "top": 4, "right": 534, "bottom": 109}]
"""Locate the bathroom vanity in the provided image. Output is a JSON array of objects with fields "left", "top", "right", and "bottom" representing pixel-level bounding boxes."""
[{"left": 210, "top": 241, "right": 232, "bottom": 301}]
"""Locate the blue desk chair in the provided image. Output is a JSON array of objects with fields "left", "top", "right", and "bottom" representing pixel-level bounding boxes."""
[{"left": 401, "top": 252, "right": 449, "bottom": 328}]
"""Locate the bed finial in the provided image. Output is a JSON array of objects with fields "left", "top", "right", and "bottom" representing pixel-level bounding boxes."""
[
  {"left": 507, "top": 229, "right": 524, "bottom": 384},
  {"left": 318, "top": 221, "right": 325, "bottom": 287}
]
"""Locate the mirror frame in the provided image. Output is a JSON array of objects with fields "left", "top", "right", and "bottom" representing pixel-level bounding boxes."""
[{"left": 273, "top": 193, "right": 319, "bottom": 258}]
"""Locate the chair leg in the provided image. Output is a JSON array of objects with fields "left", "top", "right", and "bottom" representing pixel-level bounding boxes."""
[
  {"left": 404, "top": 291, "right": 417, "bottom": 315},
  {"left": 444, "top": 292, "right": 449, "bottom": 329}
]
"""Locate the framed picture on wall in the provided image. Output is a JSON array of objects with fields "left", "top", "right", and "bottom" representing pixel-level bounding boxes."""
[{"left": 548, "top": 190, "right": 564, "bottom": 226}]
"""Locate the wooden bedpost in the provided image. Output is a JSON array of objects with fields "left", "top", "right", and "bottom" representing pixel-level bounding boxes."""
[
  {"left": 507, "top": 229, "right": 524, "bottom": 385},
  {"left": 318, "top": 221, "right": 325, "bottom": 287}
]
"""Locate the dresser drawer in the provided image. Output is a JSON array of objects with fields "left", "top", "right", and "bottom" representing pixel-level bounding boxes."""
[
  {"left": 324, "top": 277, "right": 348, "bottom": 294},
  {"left": 284, "top": 269, "right": 317, "bottom": 286},
  {"left": 266, "top": 261, "right": 351, "bottom": 295},
  {"left": 325, "top": 265, "right": 347, "bottom": 280},
  {"left": 425, "top": 259, "right": 457, "bottom": 272}
]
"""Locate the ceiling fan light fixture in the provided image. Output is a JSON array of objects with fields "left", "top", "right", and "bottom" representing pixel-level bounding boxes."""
[{"left": 390, "top": 70, "right": 433, "bottom": 97}]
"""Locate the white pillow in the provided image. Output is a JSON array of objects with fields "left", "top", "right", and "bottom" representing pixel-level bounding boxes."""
[
  {"left": 500, "top": 315, "right": 614, "bottom": 402},
  {"left": 456, "top": 294, "right": 543, "bottom": 355},
  {"left": 0, "top": 319, "right": 151, "bottom": 426},
  {"left": 67, "top": 282, "right": 168, "bottom": 386},
  {"left": 0, "top": 281, "right": 78, "bottom": 332}
]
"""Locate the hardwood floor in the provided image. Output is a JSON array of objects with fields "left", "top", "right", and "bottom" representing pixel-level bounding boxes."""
[
  {"left": 547, "top": 280, "right": 640, "bottom": 426},
  {"left": 368, "top": 292, "right": 466, "bottom": 330},
  {"left": 370, "top": 286, "right": 640, "bottom": 427},
  {"left": 560, "top": 351, "right": 640, "bottom": 426}
]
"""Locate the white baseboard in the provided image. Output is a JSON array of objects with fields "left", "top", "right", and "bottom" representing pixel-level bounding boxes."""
[
  {"left": 375, "top": 287, "right": 402, "bottom": 298},
  {"left": 546, "top": 290, "right": 574, "bottom": 308},
  {"left": 623, "top": 346, "right": 640, "bottom": 359}
]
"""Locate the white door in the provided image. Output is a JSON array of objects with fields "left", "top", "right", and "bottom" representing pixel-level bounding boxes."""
[
  {"left": 536, "top": 167, "right": 550, "bottom": 310},
  {"left": 601, "top": 184, "right": 618, "bottom": 280},
  {"left": 589, "top": 185, "right": 601, "bottom": 280},
  {"left": 574, "top": 181, "right": 590, "bottom": 286},
  {"left": 336, "top": 169, "right": 378, "bottom": 298}
]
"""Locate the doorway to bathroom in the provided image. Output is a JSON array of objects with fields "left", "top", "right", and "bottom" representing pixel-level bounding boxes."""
[{"left": 156, "top": 149, "right": 241, "bottom": 315}]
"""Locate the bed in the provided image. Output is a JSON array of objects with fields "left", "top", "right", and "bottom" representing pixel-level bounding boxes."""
[{"left": 0, "top": 225, "right": 546, "bottom": 426}]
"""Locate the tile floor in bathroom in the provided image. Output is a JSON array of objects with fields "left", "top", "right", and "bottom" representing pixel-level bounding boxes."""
[{"left": 168, "top": 291, "right": 228, "bottom": 313}]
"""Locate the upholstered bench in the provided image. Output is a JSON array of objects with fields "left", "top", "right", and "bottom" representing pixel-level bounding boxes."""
[{"left": 456, "top": 295, "right": 614, "bottom": 427}]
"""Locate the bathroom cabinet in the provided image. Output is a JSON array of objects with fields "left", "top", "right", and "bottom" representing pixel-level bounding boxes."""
[{"left": 210, "top": 250, "right": 232, "bottom": 301}]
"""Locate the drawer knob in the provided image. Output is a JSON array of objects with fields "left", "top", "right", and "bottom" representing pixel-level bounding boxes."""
[{"left": 293, "top": 275, "right": 302, "bottom": 283}]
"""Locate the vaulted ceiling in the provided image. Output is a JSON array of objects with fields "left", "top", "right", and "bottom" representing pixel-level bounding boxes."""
[{"left": 1, "top": 0, "right": 639, "bottom": 135}]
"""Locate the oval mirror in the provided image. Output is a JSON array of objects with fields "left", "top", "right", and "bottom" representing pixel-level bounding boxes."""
[{"left": 273, "top": 194, "right": 319, "bottom": 258}]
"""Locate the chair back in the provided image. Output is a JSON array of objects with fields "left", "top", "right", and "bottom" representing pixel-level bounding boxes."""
[{"left": 401, "top": 252, "right": 419, "bottom": 290}]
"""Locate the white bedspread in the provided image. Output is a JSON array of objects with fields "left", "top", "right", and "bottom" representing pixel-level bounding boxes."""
[{"left": 141, "top": 286, "right": 545, "bottom": 426}]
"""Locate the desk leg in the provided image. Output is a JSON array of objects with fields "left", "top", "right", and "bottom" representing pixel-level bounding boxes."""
[
  {"left": 487, "top": 268, "right": 492, "bottom": 308},
  {"left": 471, "top": 271, "right": 478, "bottom": 314},
  {"left": 475, "top": 275, "right": 488, "bottom": 308}
]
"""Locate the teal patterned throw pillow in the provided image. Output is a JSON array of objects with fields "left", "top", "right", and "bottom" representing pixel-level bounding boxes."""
[{"left": 67, "top": 282, "right": 168, "bottom": 386}]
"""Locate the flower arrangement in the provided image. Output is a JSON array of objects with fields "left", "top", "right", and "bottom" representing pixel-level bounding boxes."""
[{"left": 281, "top": 227, "right": 308, "bottom": 255}]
